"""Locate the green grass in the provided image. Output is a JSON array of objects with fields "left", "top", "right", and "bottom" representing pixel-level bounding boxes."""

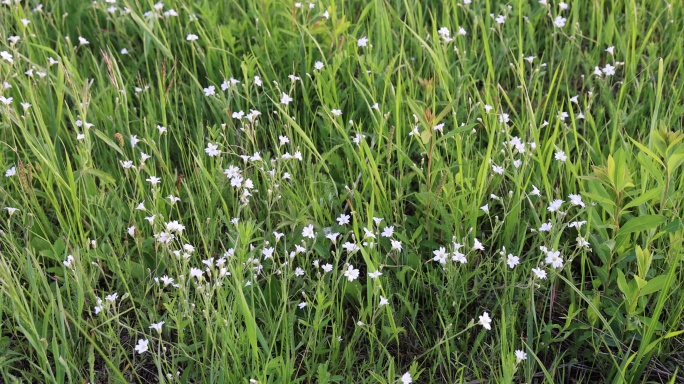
[{"left": 1, "top": 0, "right": 684, "bottom": 382}]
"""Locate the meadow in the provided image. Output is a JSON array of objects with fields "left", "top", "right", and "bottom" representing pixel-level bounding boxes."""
[{"left": 1, "top": 0, "right": 684, "bottom": 382}]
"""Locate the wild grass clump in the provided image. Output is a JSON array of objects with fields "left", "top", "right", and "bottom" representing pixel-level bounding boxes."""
[{"left": 1, "top": 0, "right": 684, "bottom": 382}]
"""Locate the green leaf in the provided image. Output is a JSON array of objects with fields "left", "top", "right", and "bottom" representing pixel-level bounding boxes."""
[
  {"left": 583, "top": 192, "right": 616, "bottom": 208},
  {"left": 92, "top": 129, "right": 124, "bottom": 156},
  {"left": 640, "top": 275, "right": 668, "bottom": 296},
  {"left": 663, "top": 330, "right": 684, "bottom": 339},
  {"left": 434, "top": 124, "right": 476, "bottom": 145},
  {"left": 629, "top": 137, "right": 664, "bottom": 166},
  {"left": 636, "top": 152, "right": 665, "bottom": 184},
  {"left": 666, "top": 152, "right": 684, "bottom": 174},
  {"left": 616, "top": 269, "right": 630, "bottom": 297},
  {"left": 618, "top": 215, "right": 667, "bottom": 236},
  {"left": 623, "top": 187, "right": 662, "bottom": 210},
  {"left": 660, "top": 219, "right": 683, "bottom": 234}
]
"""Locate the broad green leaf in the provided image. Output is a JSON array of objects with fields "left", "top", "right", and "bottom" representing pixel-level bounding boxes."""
[
  {"left": 633, "top": 275, "right": 647, "bottom": 290},
  {"left": 660, "top": 219, "right": 683, "bottom": 233},
  {"left": 616, "top": 269, "right": 630, "bottom": 297},
  {"left": 618, "top": 215, "right": 667, "bottom": 236},
  {"left": 623, "top": 187, "right": 662, "bottom": 210},
  {"left": 583, "top": 192, "right": 616, "bottom": 208},
  {"left": 640, "top": 275, "right": 668, "bottom": 296},
  {"left": 667, "top": 152, "right": 684, "bottom": 174}
]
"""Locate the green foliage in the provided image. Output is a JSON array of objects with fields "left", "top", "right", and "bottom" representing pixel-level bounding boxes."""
[{"left": 1, "top": 0, "right": 684, "bottom": 383}]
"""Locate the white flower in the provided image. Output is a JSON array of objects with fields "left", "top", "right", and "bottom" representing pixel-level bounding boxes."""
[
  {"left": 357, "top": 36, "right": 369, "bottom": 47},
  {"left": 135, "top": 339, "right": 149, "bottom": 354},
  {"left": 553, "top": 16, "right": 566, "bottom": 28},
  {"left": 479, "top": 311, "right": 492, "bottom": 330},
  {"left": 78, "top": 36, "right": 89, "bottom": 45},
  {"left": 506, "top": 254, "right": 520, "bottom": 269},
  {"left": 331, "top": 109, "right": 342, "bottom": 116},
  {"left": 0, "top": 51, "right": 13, "bottom": 63},
  {"left": 63, "top": 255, "right": 75, "bottom": 268},
  {"left": 146, "top": 176, "right": 161, "bottom": 185},
  {"left": 5, "top": 166, "right": 16, "bottom": 177},
  {"left": 130, "top": 135, "right": 139, "bottom": 147},
  {"left": 165, "top": 220, "right": 185, "bottom": 233},
  {"left": 149, "top": 321, "right": 164, "bottom": 333},
  {"left": 547, "top": 199, "right": 563, "bottom": 212},
  {"left": 530, "top": 185, "right": 541, "bottom": 196},
  {"left": 302, "top": 224, "right": 315, "bottom": 239},
  {"left": 452, "top": 250, "right": 467, "bottom": 264},
  {"left": 379, "top": 296, "right": 389, "bottom": 306},
  {"left": 391, "top": 239, "right": 402, "bottom": 251},
  {"left": 400, "top": 372, "right": 413, "bottom": 384},
  {"left": 205, "top": 142, "right": 220, "bottom": 157},
  {"left": 539, "top": 222, "right": 552, "bottom": 232},
  {"left": 495, "top": 15, "right": 506, "bottom": 24},
  {"left": 189, "top": 267, "right": 203, "bottom": 279},
  {"left": 568, "top": 194, "right": 585, "bottom": 208},
  {"left": 280, "top": 92, "right": 293, "bottom": 105},
  {"left": 368, "top": 270, "right": 382, "bottom": 279},
  {"left": 253, "top": 76, "right": 262, "bottom": 86},
  {"left": 381, "top": 226, "right": 394, "bottom": 238},
  {"left": 314, "top": 61, "right": 324, "bottom": 70},
  {"left": 433, "top": 247, "right": 448, "bottom": 264},
  {"left": 342, "top": 242, "right": 360, "bottom": 253},
  {"left": 203, "top": 85, "right": 216, "bottom": 96},
  {"left": 515, "top": 350, "right": 527, "bottom": 362},
  {"left": 298, "top": 302, "right": 307, "bottom": 309},
  {"left": 473, "top": 238, "right": 485, "bottom": 251},
  {"left": 186, "top": 34, "right": 198, "bottom": 41},
  {"left": 577, "top": 236, "right": 591, "bottom": 249},
  {"left": 438, "top": 27, "right": 450, "bottom": 39},
  {"left": 322, "top": 263, "right": 333, "bottom": 273},
  {"left": 606, "top": 46, "right": 615, "bottom": 55},
  {"left": 105, "top": 292, "right": 118, "bottom": 303},
  {"left": 337, "top": 213, "right": 350, "bottom": 226},
  {"left": 532, "top": 267, "right": 547, "bottom": 279},
  {"left": 545, "top": 250, "right": 563, "bottom": 269},
  {"left": 603, "top": 64, "right": 616, "bottom": 76},
  {"left": 343, "top": 265, "right": 359, "bottom": 282},
  {"left": 569, "top": 220, "right": 587, "bottom": 229},
  {"left": 554, "top": 150, "right": 567, "bottom": 162}
]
